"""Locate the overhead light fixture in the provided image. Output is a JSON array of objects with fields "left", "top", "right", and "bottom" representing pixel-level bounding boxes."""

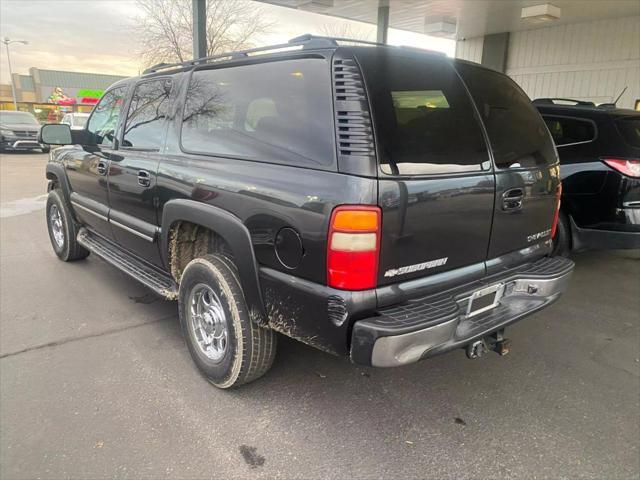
[
  {"left": 296, "top": 0, "right": 334, "bottom": 11},
  {"left": 424, "top": 15, "right": 457, "bottom": 38},
  {"left": 521, "top": 4, "right": 561, "bottom": 23}
]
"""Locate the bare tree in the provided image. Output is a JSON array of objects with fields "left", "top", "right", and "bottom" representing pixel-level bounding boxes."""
[
  {"left": 317, "top": 22, "right": 376, "bottom": 42},
  {"left": 134, "top": 0, "right": 272, "bottom": 67}
]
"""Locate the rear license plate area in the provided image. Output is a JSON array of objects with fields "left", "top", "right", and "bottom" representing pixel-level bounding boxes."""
[{"left": 467, "top": 283, "right": 504, "bottom": 317}]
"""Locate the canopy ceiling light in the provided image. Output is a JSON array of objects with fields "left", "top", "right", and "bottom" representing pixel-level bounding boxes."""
[
  {"left": 521, "top": 3, "right": 561, "bottom": 23},
  {"left": 296, "top": 0, "right": 334, "bottom": 11},
  {"left": 424, "top": 15, "right": 457, "bottom": 38}
]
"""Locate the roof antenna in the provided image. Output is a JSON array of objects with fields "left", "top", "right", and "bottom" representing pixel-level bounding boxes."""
[{"left": 613, "top": 86, "right": 627, "bottom": 106}]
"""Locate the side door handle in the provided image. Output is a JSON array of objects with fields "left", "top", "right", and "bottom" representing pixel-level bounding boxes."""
[
  {"left": 96, "top": 160, "right": 109, "bottom": 176},
  {"left": 502, "top": 188, "right": 524, "bottom": 211},
  {"left": 137, "top": 170, "right": 151, "bottom": 188}
]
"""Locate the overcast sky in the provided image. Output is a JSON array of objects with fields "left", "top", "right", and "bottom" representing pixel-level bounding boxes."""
[{"left": 0, "top": 0, "right": 454, "bottom": 83}]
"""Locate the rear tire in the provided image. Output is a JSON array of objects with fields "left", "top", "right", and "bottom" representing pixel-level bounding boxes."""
[
  {"left": 46, "top": 189, "right": 90, "bottom": 261},
  {"left": 41, "top": 146, "right": 50, "bottom": 153},
  {"left": 178, "top": 254, "right": 277, "bottom": 388},
  {"left": 552, "top": 211, "right": 571, "bottom": 257}
]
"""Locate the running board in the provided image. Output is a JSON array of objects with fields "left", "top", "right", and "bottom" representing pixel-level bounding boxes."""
[{"left": 77, "top": 228, "right": 178, "bottom": 300}]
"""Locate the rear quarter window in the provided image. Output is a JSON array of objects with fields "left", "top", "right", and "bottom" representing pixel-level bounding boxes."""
[
  {"left": 456, "top": 63, "right": 557, "bottom": 169},
  {"left": 543, "top": 116, "right": 596, "bottom": 147},
  {"left": 180, "top": 58, "right": 335, "bottom": 168},
  {"left": 615, "top": 117, "right": 640, "bottom": 148}
]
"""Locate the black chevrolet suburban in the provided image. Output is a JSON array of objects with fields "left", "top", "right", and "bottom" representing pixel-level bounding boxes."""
[{"left": 39, "top": 35, "right": 574, "bottom": 388}]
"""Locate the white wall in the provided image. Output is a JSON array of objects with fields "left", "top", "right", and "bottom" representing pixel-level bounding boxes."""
[
  {"left": 455, "top": 36, "right": 484, "bottom": 64},
  {"left": 456, "top": 16, "right": 640, "bottom": 109}
]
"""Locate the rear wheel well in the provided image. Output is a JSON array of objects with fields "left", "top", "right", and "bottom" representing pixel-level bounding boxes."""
[{"left": 168, "top": 221, "right": 234, "bottom": 283}]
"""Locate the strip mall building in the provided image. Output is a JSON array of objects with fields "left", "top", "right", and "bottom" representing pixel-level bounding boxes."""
[{"left": 0, "top": 67, "right": 126, "bottom": 123}]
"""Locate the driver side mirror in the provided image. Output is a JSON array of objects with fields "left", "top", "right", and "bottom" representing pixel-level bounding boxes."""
[
  {"left": 39, "top": 123, "right": 72, "bottom": 145},
  {"left": 39, "top": 123, "right": 91, "bottom": 146}
]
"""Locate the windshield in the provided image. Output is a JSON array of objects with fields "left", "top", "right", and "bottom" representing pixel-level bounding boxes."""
[
  {"left": 0, "top": 111, "right": 39, "bottom": 125},
  {"left": 73, "top": 115, "right": 89, "bottom": 128}
]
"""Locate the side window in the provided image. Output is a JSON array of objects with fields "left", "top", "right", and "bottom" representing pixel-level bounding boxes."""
[
  {"left": 86, "top": 86, "right": 127, "bottom": 147},
  {"left": 456, "top": 64, "right": 557, "bottom": 169},
  {"left": 122, "top": 79, "right": 172, "bottom": 150},
  {"left": 181, "top": 59, "right": 335, "bottom": 167},
  {"left": 543, "top": 116, "right": 596, "bottom": 147}
]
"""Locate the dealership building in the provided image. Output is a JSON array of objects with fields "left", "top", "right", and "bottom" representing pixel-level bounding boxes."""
[
  {"left": 260, "top": 0, "right": 640, "bottom": 110},
  {"left": 0, "top": 67, "right": 126, "bottom": 122}
]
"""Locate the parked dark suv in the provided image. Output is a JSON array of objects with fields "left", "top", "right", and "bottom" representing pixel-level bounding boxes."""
[
  {"left": 534, "top": 99, "right": 640, "bottom": 255},
  {"left": 40, "top": 36, "right": 574, "bottom": 388},
  {"left": 0, "top": 110, "right": 49, "bottom": 153}
]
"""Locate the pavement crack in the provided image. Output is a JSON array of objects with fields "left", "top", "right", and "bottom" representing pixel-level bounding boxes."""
[{"left": 0, "top": 315, "right": 175, "bottom": 360}]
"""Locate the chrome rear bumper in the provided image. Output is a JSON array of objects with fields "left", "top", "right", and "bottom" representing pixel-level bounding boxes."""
[{"left": 351, "top": 256, "right": 574, "bottom": 367}]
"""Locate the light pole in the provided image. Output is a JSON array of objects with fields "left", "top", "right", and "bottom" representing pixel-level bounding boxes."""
[{"left": 2, "top": 37, "right": 28, "bottom": 110}]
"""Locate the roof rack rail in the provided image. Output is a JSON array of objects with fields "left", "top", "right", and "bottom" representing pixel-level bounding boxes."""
[
  {"left": 140, "top": 33, "right": 446, "bottom": 77},
  {"left": 532, "top": 98, "right": 596, "bottom": 107}
]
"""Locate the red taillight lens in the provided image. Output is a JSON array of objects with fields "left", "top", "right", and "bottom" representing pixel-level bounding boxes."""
[
  {"left": 327, "top": 205, "right": 381, "bottom": 290},
  {"left": 602, "top": 158, "right": 640, "bottom": 178},
  {"left": 551, "top": 182, "right": 562, "bottom": 238}
]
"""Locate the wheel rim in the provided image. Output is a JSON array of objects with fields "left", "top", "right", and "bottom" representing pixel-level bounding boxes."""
[
  {"left": 49, "top": 204, "right": 65, "bottom": 248},
  {"left": 188, "top": 283, "right": 228, "bottom": 362}
]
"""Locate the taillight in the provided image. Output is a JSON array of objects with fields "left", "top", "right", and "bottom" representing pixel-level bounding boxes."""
[
  {"left": 551, "top": 183, "right": 562, "bottom": 238},
  {"left": 602, "top": 158, "right": 640, "bottom": 178},
  {"left": 327, "top": 205, "right": 381, "bottom": 290}
]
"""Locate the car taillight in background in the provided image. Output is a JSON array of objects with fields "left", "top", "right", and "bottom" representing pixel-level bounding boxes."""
[
  {"left": 602, "top": 158, "right": 640, "bottom": 178},
  {"left": 327, "top": 205, "right": 381, "bottom": 290},
  {"left": 551, "top": 183, "right": 562, "bottom": 238}
]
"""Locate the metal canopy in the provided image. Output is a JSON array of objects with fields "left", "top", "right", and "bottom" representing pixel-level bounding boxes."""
[{"left": 257, "top": 0, "right": 640, "bottom": 39}]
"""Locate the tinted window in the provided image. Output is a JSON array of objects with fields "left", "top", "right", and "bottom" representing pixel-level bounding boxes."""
[
  {"left": 360, "top": 53, "right": 489, "bottom": 175},
  {"left": 543, "top": 116, "right": 596, "bottom": 146},
  {"left": 123, "top": 79, "right": 172, "bottom": 150},
  {"left": 86, "top": 86, "right": 127, "bottom": 147},
  {"left": 615, "top": 117, "right": 640, "bottom": 148},
  {"left": 181, "top": 59, "right": 335, "bottom": 167},
  {"left": 457, "top": 64, "right": 557, "bottom": 169}
]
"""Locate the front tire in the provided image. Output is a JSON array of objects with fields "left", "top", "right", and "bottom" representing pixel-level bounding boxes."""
[
  {"left": 41, "top": 146, "right": 51, "bottom": 153},
  {"left": 46, "top": 189, "right": 89, "bottom": 261},
  {"left": 178, "top": 254, "right": 277, "bottom": 388}
]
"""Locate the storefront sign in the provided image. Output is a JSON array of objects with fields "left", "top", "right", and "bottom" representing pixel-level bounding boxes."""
[{"left": 42, "top": 86, "right": 105, "bottom": 105}]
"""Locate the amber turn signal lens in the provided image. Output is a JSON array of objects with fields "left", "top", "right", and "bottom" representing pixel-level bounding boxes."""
[{"left": 332, "top": 210, "right": 379, "bottom": 231}]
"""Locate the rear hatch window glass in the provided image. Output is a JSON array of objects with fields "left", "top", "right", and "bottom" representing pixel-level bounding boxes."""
[
  {"left": 456, "top": 63, "right": 557, "bottom": 169},
  {"left": 357, "top": 52, "right": 490, "bottom": 175},
  {"left": 615, "top": 116, "right": 640, "bottom": 148}
]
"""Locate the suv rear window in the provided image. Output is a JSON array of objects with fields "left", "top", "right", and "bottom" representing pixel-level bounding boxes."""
[
  {"left": 543, "top": 116, "right": 596, "bottom": 146},
  {"left": 359, "top": 52, "right": 489, "bottom": 175},
  {"left": 181, "top": 58, "right": 335, "bottom": 168},
  {"left": 456, "top": 63, "right": 557, "bottom": 169},
  {"left": 615, "top": 116, "right": 640, "bottom": 148}
]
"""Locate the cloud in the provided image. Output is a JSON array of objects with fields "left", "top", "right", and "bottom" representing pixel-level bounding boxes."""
[
  {"left": 0, "top": 0, "right": 144, "bottom": 82},
  {"left": 0, "top": 0, "right": 454, "bottom": 85}
]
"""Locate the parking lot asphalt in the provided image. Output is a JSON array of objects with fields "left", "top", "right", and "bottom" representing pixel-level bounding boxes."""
[{"left": 1, "top": 152, "right": 639, "bottom": 479}]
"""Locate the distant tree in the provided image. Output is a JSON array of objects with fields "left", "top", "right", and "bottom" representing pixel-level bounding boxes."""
[
  {"left": 134, "top": 0, "right": 272, "bottom": 67},
  {"left": 317, "top": 22, "right": 376, "bottom": 42}
]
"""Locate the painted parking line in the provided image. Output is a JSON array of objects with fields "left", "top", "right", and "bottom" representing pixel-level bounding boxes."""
[{"left": 0, "top": 194, "right": 47, "bottom": 218}]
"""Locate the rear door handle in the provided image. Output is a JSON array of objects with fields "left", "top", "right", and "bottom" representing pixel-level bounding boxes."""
[
  {"left": 96, "top": 160, "right": 108, "bottom": 176},
  {"left": 502, "top": 188, "right": 524, "bottom": 211},
  {"left": 137, "top": 170, "right": 151, "bottom": 188}
]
